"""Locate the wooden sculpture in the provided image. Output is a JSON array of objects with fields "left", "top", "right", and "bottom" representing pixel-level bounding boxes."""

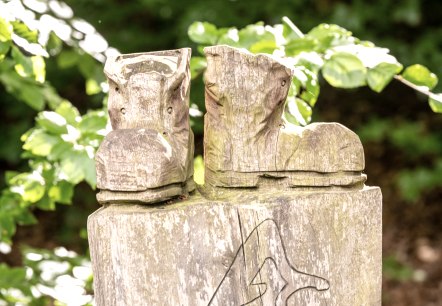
[
  {"left": 95, "top": 48, "right": 195, "bottom": 204},
  {"left": 203, "top": 45, "right": 366, "bottom": 188}
]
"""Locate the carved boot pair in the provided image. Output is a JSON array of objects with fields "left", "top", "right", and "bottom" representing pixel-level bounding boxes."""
[
  {"left": 203, "top": 45, "right": 366, "bottom": 189},
  {"left": 96, "top": 45, "right": 366, "bottom": 204},
  {"left": 96, "top": 49, "right": 195, "bottom": 204}
]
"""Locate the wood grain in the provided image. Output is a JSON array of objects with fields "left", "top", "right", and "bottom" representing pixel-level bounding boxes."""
[
  {"left": 88, "top": 187, "right": 382, "bottom": 306},
  {"left": 96, "top": 48, "right": 195, "bottom": 204},
  {"left": 203, "top": 45, "right": 366, "bottom": 188}
]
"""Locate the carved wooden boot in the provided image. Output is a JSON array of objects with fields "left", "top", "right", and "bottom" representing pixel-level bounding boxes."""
[
  {"left": 96, "top": 48, "right": 195, "bottom": 204},
  {"left": 203, "top": 45, "right": 366, "bottom": 189}
]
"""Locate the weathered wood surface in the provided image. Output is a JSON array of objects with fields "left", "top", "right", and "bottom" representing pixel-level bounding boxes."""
[
  {"left": 96, "top": 48, "right": 195, "bottom": 204},
  {"left": 88, "top": 187, "right": 382, "bottom": 306},
  {"left": 203, "top": 45, "right": 366, "bottom": 188}
]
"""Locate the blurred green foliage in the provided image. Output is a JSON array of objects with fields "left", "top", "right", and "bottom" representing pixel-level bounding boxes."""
[{"left": 0, "top": 0, "right": 441, "bottom": 305}]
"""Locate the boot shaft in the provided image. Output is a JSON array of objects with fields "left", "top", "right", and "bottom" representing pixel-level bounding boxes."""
[
  {"left": 203, "top": 45, "right": 365, "bottom": 188},
  {"left": 204, "top": 45, "right": 292, "bottom": 141},
  {"left": 104, "top": 48, "right": 192, "bottom": 136}
]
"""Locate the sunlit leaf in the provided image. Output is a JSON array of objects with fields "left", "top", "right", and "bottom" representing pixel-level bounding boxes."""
[
  {"left": 36, "top": 111, "right": 68, "bottom": 134},
  {"left": 367, "top": 62, "right": 403, "bottom": 93},
  {"left": 0, "top": 41, "right": 11, "bottom": 58},
  {"left": 32, "top": 56, "right": 46, "bottom": 83},
  {"left": 238, "top": 23, "right": 274, "bottom": 49},
  {"left": 307, "top": 23, "right": 354, "bottom": 51},
  {"left": 55, "top": 101, "right": 80, "bottom": 125},
  {"left": 11, "top": 21, "right": 38, "bottom": 43},
  {"left": 188, "top": 22, "right": 219, "bottom": 45},
  {"left": 9, "top": 173, "right": 45, "bottom": 203},
  {"left": 11, "top": 47, "right": 33, "bottom": 78},
  {"left": 0, "top": 17, "right": 13, "bottom": 42},
  {"left": 300, "top": 69, "right": 320, "bottom": 106},
  {"left": 78, "top": 110, "right": 107, "bottom": 134},
  {"left": 284, "top": 37, "right": 316, "bottom": 56},
  {"left": 217, "top": 28, "right": 240, "bottom": 46},
  {"left": 85, "top": 78, "right": 101, "bottom": 95},
  {"left": 283, "top": 96, "right": 312, "bottom": 126},
  {"left": 193, "top": 156, "right": 204, "bottom": 185},
  {"left": 60, "top": 151, "right": 95, "bottom": 186},
  {"left": 322, "top": 52, "right": 366, "bottom": 88},
  {"left": 249, "top": 40, "right": 276, "bottom": 54},
  {"left": 429, "top": 94, "right": 442, "bottom": 113},
  {"left": 402, "top": 64, "right": 438, "bottom": 90},
  {"left": 48, "top": 181, "right": 73, "bottom": 204},
  {"left": 190, "top": 56, "right": 206, "bottom": 80},
  {"left": 48, "top": 141, "right": 73, "bottom": 161},
  {"left": 22, "top": 129, "right": 60, "bottom": 156}
]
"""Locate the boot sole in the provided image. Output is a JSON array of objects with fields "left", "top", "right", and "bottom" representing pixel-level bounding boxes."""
[
  {"left": 205, "top": 168, "right": 366, "bottom": 189},
  {"left": 97, "top": 177, "right": 196, "bottom": 205}
]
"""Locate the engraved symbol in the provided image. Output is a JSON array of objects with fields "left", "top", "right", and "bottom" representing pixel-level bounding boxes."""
[{"left": 209, "top": 215, "right": 330, "bottom": 305}]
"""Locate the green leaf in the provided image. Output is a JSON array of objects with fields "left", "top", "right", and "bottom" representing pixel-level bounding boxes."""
[
  {"left": 60, "top": 150, "right": 96, "bottom": 186},
  {"left": 0, "top": 17, "right": 12, "bottom": 42},
  {"left": 402, "top": 64, "right": 438, "bottom": 90},
  {"left": 32, "top": 56, "right": 46, "bottom": 83},
  {"left": 11, "top": 47, "right": 33, "bottom": 78},
  {"left": 0, "top": 40, "right": 11, "bottom": 57},
  {"left": 48, "top": 180, "right": 74, "bottom": 204},
  {"left": 190, "top": 56, "right": 207, "bottom": 80},
  {"left": 55, "top": 101, "right": 80, "bottom": 125},
  {"left": 301, "top": 69, "right": 320, "bottom": 106},
  {"left": 0, "top": 264, "right": 30, "bottom": 295},
  {"left": 284, "top": 96, "right": 312, "bottom": 126},
  {"left": 291, "top": 52, "right": 324, "bottom": 73},
  {"left": 367, "top": 62, "right": 403, "bottom": 93},
  {"left": 78, "top": 110, "right": 107, "bottom": 134},
  {"left": 193, "top": 155, "right": 204, "bottom": 185},
  {"left": 48, "top": 141, "right": 73, "bottom": 160},
  {"left": 322, "top": 52, "right": 367, "bottom": 88},
  {"left": 307, "top": 23, "right": 354, "bottom": 51},
  {"left": 86, "top": 78, "right": 101, "bottom": 95},
  {"left": 217, "top": 28, "right": 240, "bottom": 46},
  {"left": 22, "top": 129, "right": 60, "bottom": 156},
  {"left": 41, "top": 85, "right": 63, "bottom": 109},
  {"left": 57, "top": 50, "right": 80, "bottom": 69},
  {"left": 9, "top": 172, "right": 45, "bottom": 203},
  {"left": 36, "top": 111, "right": 68, "bottom": 134},
  {"left": 249, "top": 40, "right": 277, "bottom": 54},
  {"left": 238, "top": 23, "right": 274, "bottom": 49},
  {"left": 284, "top": 37, "right": 317, "bottom": 56},
  {"left": 188, "top": 22, "right": 219, "bottom": 45},
  {"left": 14, "top": 208, "right": 37, "bottom": 225},
  {"left": 0, "top": 70, "right": 47, "bottom": 110},
  {"left": 429, "top": 93, "right": 442, "bottom": 113},
  {"left": 35, "top": 194, "right": 56, "bottom": 210},
  {"left": 11, "top": 21, "right": 38, "bottom": 43}
]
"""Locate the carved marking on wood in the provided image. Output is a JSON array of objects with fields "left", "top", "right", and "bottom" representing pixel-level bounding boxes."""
[
  {"left": 209, "top": 216, "right": 330, "bottom": 305},
  {"left": 203, "top": 45, "right": 366, "bottom": 189}
]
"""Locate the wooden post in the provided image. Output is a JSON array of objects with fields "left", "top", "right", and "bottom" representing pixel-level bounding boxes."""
[{"left": 88, "top": 46, "right": 382, "bottom": 305}]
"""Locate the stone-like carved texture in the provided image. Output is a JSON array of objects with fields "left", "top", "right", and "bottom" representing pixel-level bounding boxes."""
[
  {"left": 96, "top": 49, "right": 195, "bottom": 204},
  {"left": 203, "top": 45, "right": 366, "bottom": 188}
]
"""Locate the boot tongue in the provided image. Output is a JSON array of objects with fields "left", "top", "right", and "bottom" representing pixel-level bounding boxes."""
[
  {"left": 105, "top": 54, "right": 179, "bottom": 85},
  {"left": 125, "top": 55, "right": 178, "bottom": 76}
]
